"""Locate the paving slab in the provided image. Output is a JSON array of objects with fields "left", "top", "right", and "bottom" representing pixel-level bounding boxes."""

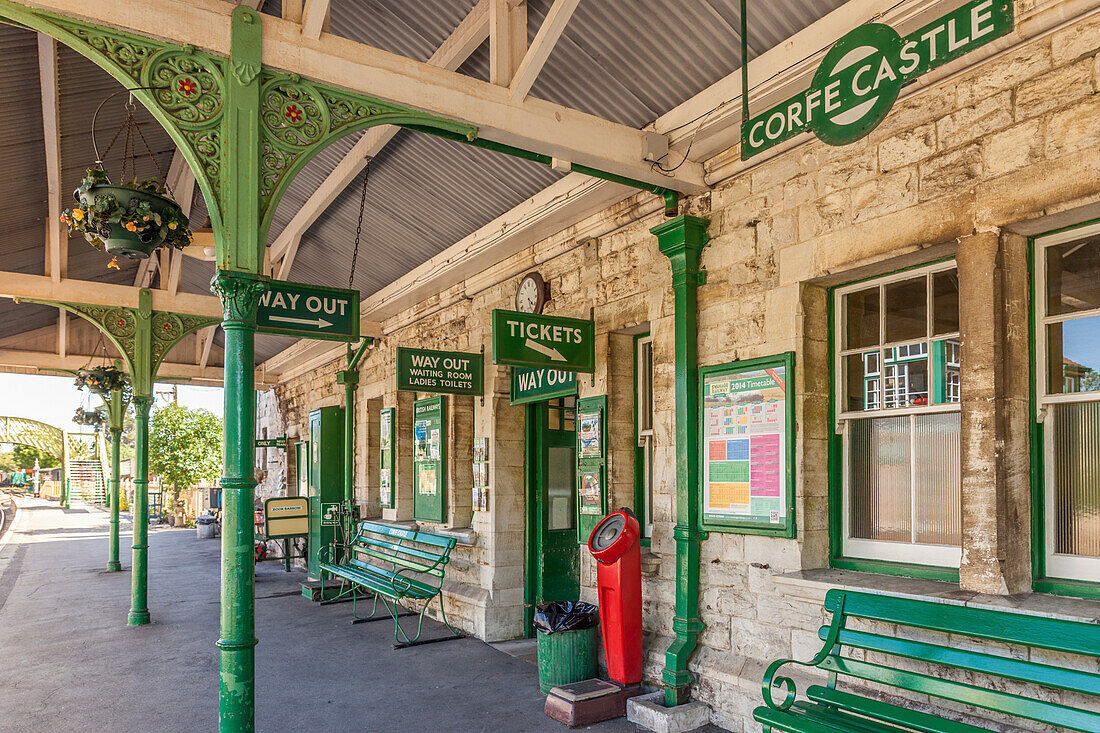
[{"left": 0, "top": 498, "right": 723, "bottom": 732}]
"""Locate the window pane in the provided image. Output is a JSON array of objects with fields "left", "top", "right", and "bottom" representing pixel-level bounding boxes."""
[
  {"left": 639, "top": 340, "right": 653, "bottom": 432},
  {"left": 932, "top": 270, "right": 959, "bottom": 335},
  {"left": 1047, "top": 316, "right": 1100, "bottom": 394},
  {"left": 882, "top": 345, "right": 928, "bottom": 408},
  {"left": 849, "top": 416, "right": 911, "bottom": 542},
  {"left": 884, "top": 277, "right": 927, "bottom": 343},
  {"left": 913, "top": 412, "right": 961, "bottom": 545},
  {"left": 846, "top": 353, "right": 879, "bottom": 411},
  {"left": 1046, "top": 236, "right": 1100, "bottom": 316},
  {"left": 932, "top": 339, "right": 962, "bottom": 404},
  {"left": 1052, "top": 402, "right": 1100, "bottom": 557},
  {"left": 547, "top": 445, "right": 575, "bottom": 530},
  {"left": 845, "top": 288, "right": 879, "bottom": 350}
]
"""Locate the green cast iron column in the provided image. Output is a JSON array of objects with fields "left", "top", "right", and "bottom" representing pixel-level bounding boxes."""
[
  {"left": 128, "top": 394, "right": 152, "bottom": 625},
  {"left": 339, "top": 371, "right": 358, "bottom": 505},
  {"left": 211, "top": 272, "right": 265, "bottom": 733},
  {"left": 653, "top": 215, "right": 709, "bottom": 707},
  {"left": 107, "top": 387, "right": 123, "bottom": 572}
]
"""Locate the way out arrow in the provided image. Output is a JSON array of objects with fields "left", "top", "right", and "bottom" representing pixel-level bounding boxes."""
[
  {"left": 524, "top": 338, "right": 565, "bottom": 362},
  {"left": 269, "top": 315, "right": 333, "bottom": 329}
]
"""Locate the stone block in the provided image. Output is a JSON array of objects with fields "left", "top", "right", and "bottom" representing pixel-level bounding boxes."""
[
  {"left": 935, "top": 92, "right": 1013, "bottom": 151},
  {"left": 919, "top": 145, "right": 982, "bottom": 202},
  {"left": 955, "top": 41, "right": 1051, "bottom": 107},
  {"left": 797, "top": 192, "right": 850, "bottom": 239},
  {"left": 818, "top": 148, "right": 878, "bottom": 195},
  {"left": 1014, "top": 58, "right": 1095, "bottom": 120},
  {"left": 878, "top": 123, "right": 936, "bottom": 171},
  {"left": 1051, "top": 14, "right": 1100, "bottom": 65},
  {"left": 851, "top": 167, "right": 918, "bottom": 223},
  {"left": 983, "top": 119, "right": 1044, "bottom": 178},
  {"left": 626, "top": 692, "right": 712, "bottom": 733},
  {"left": 783, "top": 174, "right": 818, "bottom": 210},
  {"left": 1045, "top": 96, "right": 1100, "bottom": 158}
]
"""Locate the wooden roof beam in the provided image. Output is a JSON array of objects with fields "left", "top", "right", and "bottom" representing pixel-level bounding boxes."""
[
  {"left": 272, "top": 0, "right": 493, "bottom": 276},
  {"left": 299, "top": 0, "right": 328, "bottom": 40},
  {"left": 0, "top": 270, "right": 224, "bottom": 319},
  {"left": 6, "top": 0, "right": 702, "bottom": 193},
  {"left": 37, "top": 34, "right": 65, "bottom": 284},
  {"left": 508, "top": 0, "right": 579, "bottom": 101},
  {"left": 490, "top": 0, "right": 526, "bottom": 87}
]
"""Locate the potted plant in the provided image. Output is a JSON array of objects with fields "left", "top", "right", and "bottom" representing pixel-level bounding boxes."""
[
  {"left": 73, "top": 407, "right": 106, "bottom": 429},
  {"left": 61, "top": 168, "right": 192, "bottom": 260},
  {"left": 74, "top": 365, "right": 128, "bottom": 396}
]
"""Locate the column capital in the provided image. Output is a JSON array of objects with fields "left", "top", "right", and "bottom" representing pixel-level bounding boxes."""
[
  {"left": 210, "top": 270, "right": 267, "bottom": 323},
  {"left": 132, "top": 394, "right": 154, "bottom": 411},
  {"left": 651, "top": 215, "right": 710, "bottom": 273}
]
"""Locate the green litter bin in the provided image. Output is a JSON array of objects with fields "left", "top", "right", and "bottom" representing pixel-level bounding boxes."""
[{"left": 534, "top": 602, "right": 599, "bottom": 693}]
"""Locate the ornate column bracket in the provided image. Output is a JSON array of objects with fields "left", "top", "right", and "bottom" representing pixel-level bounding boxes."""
[{"left": 210, "top": 270, "right": 267, "bottom": 323}]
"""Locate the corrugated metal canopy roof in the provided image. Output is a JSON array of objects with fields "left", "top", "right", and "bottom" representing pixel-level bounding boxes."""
[{"left": 1, "top": 0, "right": 847, "bottom": 366}]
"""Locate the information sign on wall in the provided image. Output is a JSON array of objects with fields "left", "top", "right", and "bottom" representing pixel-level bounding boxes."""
[
  {"left": 379, "top": 408, "right": 395, "bottom": 509},
  {"left": 576, "top": 396, "right": 608, "bottom": 543},
  {"left": 741, "top": 0, "right": 1014, "bottom": 159},
  {"left": 413, "top": 396, "right": 446, "bottom": 523},
  {"left": 396, "top": 347, "right": 483, "bottom": 396},
  {"left": 700, "top": 352, "right": 795, "bottom": 536}
]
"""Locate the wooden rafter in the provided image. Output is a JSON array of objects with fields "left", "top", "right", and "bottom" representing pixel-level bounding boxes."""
[
  {"left": 489, "top": 0, "right": 526, "bottom": 87},
  {"left": 299, "top": 0, "right": 329, "bottom": 40},
  {"left": 272, "top": 0, "right": 493, "bottom": 279},
  {"left": 10, "top": 0, "right": 700, "bottom": 192},
  {"left": 509, "top": 0, "right": 580, "bottom": 101},
  {"left": 37, "top": 33, "right": 65, "bottom": 283}
]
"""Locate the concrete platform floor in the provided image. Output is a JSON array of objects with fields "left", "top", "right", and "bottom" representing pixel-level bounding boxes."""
[{"left": 0, "top": 498, "right": 722, "bottom": 732}]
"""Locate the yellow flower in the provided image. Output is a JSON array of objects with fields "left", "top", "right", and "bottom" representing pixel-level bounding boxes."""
[
  {"left": 72, "top": 209, "right": 85, "bottom": 221},
  {"left": 107, "top": 257, "right": 120, "bottom": 270},
  {"left": 168, "top": 221, "right": 177, "bottom": 230},
  {"left": 125, "top": 222, "right": 138, "bottom": 232}
]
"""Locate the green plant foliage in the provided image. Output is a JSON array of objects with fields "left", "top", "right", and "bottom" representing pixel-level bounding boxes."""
[
  {"left": 0, "top": 451, "right": 17, "bottom": 472},
  {"left": 148, "top": 403, "right": 222, "bottom": 508},
  {"left": 12, "top": 445, "right": 59, "bottom": 470},
  {"left": 74, "top": 365, "right": 128, "bottom": 395},
  {"left": 61, "top": 168, "right": 193, "bottom": 252}
]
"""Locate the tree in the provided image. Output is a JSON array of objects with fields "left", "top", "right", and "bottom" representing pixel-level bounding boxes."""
[
  {"left": 0, "top": 451, "right": 16, "bottom": 472},
  {"left": 12, "top": 445, "right": 59, "bottom": 469},
  {"left": 148, "top": 403, "right": 222, "bottom": 515}
]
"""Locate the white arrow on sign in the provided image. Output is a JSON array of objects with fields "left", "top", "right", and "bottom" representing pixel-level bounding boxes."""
[
  {"left": 269, "top": 315, "right": 334, "bottom": 329},
  {"left": 525, "top": 338, "right": 566, "bottom": 362}
]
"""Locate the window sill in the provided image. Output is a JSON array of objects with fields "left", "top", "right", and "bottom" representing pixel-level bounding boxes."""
[
  {"left": 416, "top": 524, "right": 478, "bottom": 547},
  {"left": 774, "top": 568, "right": 1100, "bottom": 623}
]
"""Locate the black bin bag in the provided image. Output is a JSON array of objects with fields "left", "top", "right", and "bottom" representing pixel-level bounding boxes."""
[{"left": 533, "top": 601, "right": 599, "bottom": 634}]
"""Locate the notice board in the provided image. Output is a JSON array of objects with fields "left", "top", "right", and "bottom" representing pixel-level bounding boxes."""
[
  {"left": 576, "top": 395, "right": 608, "bottom": 544},
  {"left": 699, "top": 352, "right": 795, "bottom": 537},
  {"left": 413, "top": 396, "right": 446, "bottom": 523}
]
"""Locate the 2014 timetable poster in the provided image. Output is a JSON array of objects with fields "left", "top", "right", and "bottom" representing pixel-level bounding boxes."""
[{"left": 702, "top": 365, "right": 786, "bottom": 526}]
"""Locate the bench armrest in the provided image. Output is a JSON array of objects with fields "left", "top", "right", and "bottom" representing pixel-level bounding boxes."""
[
  {"left": 761, "top": 592, "right": 848, "bottom": 711},
  {"left": 318, "top": 543, "right": 336, "bottom": 565}
]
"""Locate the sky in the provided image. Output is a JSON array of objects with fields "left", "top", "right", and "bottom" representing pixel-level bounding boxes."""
[{"left": 0, "top": 373, "right": 223, "bottom": 432}]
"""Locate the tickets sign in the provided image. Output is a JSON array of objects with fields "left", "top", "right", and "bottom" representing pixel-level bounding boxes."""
[
  {"left": 492, "top": 310, "right": 595, "bottom": 373},
  {"left": 741, "top": 0, "right": 1013, "bottom": 159}
]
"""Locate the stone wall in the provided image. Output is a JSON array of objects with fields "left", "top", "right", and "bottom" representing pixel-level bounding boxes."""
[{"left": 257, "top": 5, "right": 1100, "bottom": 729}]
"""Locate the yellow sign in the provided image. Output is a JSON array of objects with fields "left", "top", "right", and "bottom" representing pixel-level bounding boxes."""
[{"left": 264, "top": 496, "right": 309, "bottom": 539}]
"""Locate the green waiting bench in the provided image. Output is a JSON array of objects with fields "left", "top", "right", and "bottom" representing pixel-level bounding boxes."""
[
  {"left": 318, "top": 520, "right": 465, "bottom": 649},
  {"left": 755, "top": 589, "right": 1100, "bottom": 733}
]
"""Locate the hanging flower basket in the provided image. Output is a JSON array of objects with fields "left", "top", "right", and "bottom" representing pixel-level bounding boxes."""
[
  {"left": 75, "top": 365, "right": 128, "bottom": 396},
  {"left": 62, "top": 168, "right": 192, "bottom": 260},
  {"left": 73, "top": 407, "right": 107, "bottom": 428}
]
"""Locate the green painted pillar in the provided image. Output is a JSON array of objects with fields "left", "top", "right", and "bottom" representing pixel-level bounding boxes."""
[
  {"left": 107, "top": 387, "right": 123, "bottom": 572},
  {"left": 128, "top": 394, "right": 152, "bottom": 625},
  {"left": 652, "top": 215, "right": 709, "bottom": 707},
  {"left": 211, "top": 271, "right": 265, "bottom": 733}
]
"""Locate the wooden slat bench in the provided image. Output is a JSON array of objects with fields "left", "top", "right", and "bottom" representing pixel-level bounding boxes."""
[
  {"left": 318, "top": 520, "right": 465, "bottom": 648},
  {"left": 754, "top": 589, "right": 1100, "bottom": 732}
]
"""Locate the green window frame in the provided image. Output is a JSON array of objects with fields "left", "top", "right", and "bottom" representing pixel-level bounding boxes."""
[
  {"left": 1031, "top": 218, "right": 1100, "bottom": 598},
  {"left": 698, "top": 352, "right": 796, "bottom": 537},
  {"left": 412, "top": 396, "right": 447, "bottom": 524},
  {"left": 828, "top": 260, "right": 962, "bottom": 582}
]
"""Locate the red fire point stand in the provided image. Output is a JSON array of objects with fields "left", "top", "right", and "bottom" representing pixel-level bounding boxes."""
[{"left": 544, "top": 509, "right": 645, "bottom": 727}]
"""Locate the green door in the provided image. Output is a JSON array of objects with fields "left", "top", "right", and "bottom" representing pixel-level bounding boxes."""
[{"left": 526, "top": 397, "right": 579, "bottom": 633}]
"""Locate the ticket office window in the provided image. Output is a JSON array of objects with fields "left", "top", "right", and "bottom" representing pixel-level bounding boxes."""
[
  {"left": 834, "top": 262, "right": 962, "bottom": 569},
  {"left": 1036, "top": 222, "right": 1100, "bottom": 583}
]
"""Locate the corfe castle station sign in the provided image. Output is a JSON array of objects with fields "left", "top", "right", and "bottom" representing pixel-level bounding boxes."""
[{"left": 741, "top": 0, "right": 1013, "bottom": 159}]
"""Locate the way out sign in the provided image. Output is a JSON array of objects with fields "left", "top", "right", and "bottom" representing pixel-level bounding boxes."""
[
  {"left": 492, "top": 309, "right": 595, "bottom": 372},
  {"left": 511, "top": 367, "right": 577, "bottom": 405},
  {"left": 256, "top": 280, "right": 360, "bottom": 342},
  {"left": 741, "top": 0, "right": 1013, "bottom": 159},
  {"left": 397, "top": 347, "right": 483, "bottom": 396}
]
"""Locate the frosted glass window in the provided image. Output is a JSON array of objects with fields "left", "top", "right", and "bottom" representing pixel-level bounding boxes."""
[
  {"left": 547, "top": 445, "right": 575, "bottom": 531},
  {"left": 1052, "top": 402, "right": 1100, "bottom": 558}
]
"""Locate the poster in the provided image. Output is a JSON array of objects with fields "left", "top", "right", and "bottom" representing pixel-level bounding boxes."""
[
  {"left": 473, "top": 438, "right": 489, "bottom": 463},
  {"left": 702, "top": 361, "right": 789, "bottom": 528},
  {"left": 380, "top": 411, "right": 392, "bottom": 452},
  {"left": 579, "top": 471, "right": 602, "bottom": 515},
  {"left": 472, "top": 486, "right": 489, "bottom": 512},
  {"left": 380, "top": 468, "right": 391, "bottom": 507},
  {"left": 430, "top": 429, "right": 441, "bottom": 460},
  {"left": 578, "top": 412, "right": 601, "bottom": 458},
  {"left": 472, "top": 462, "right": 489, "bottom": 489},
  {"left": 417, "top": 465, "right": 437, "bottom": 495},
  {"left": 414, "top": 420, "right": 429, "bottom": 460}
]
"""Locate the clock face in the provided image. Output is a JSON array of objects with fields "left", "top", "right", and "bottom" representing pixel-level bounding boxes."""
[{"left": 516, "top": 276, "right": 542, "bottom": 313}]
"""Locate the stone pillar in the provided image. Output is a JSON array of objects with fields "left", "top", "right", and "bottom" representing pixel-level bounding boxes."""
[
  {"left": 388, "top": 389, "right": 416, "bottom": 521},
  {"left": 957, "top": 230, "right": 1030, "bottom": 594}
]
